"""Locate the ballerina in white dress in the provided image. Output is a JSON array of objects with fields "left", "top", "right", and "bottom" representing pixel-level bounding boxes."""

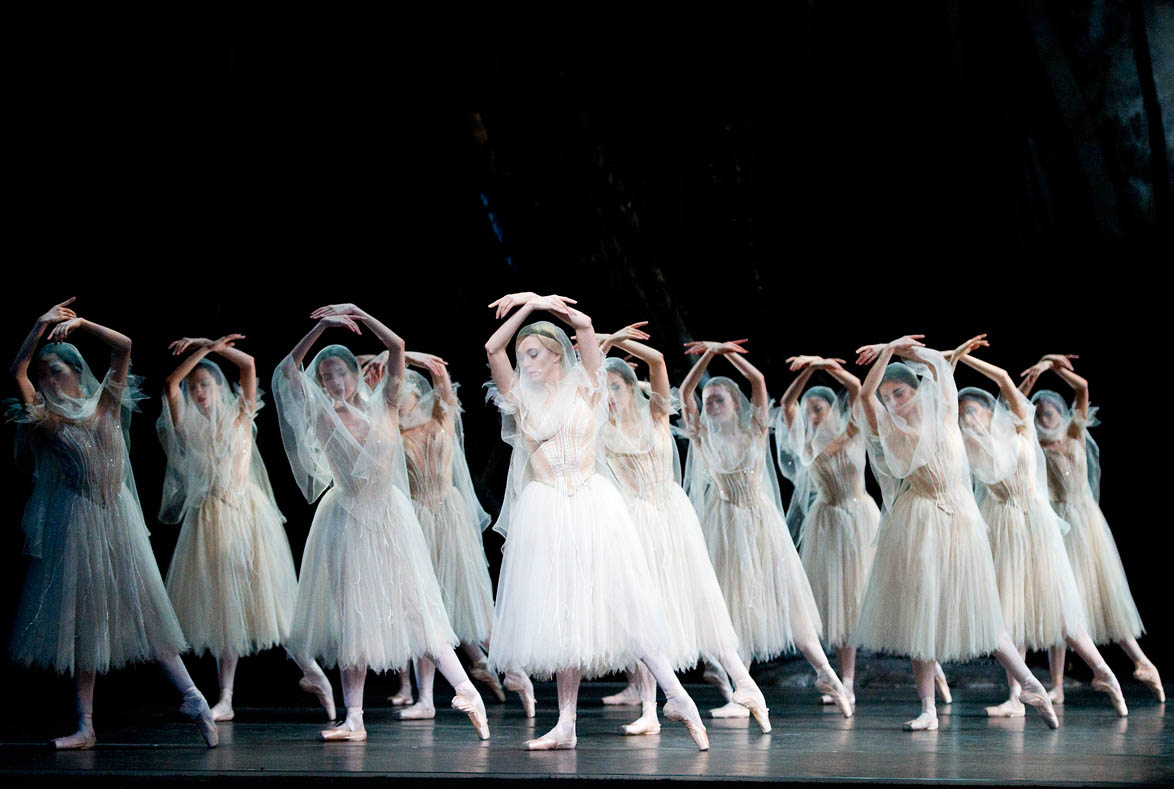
[
  {"left": 942, "top": 335, "right": 1126, "bottom": 718},
  {"left": 774, "top": 355, "right": 881, "bottom": 709},
  {"left": 272, "top": 304, "right": 489, "bottom": 742},
  {"left": 7, "top": 298, "right": 217, "bottom": 750},
  {"left": 1020, "top": 354, "right": 1163, "bottom": 704},
  {"left": 484, "top": 292, "right": 710, "bottom": 751},
  {"left": 158, "top": 334, "right": 336, "bottom": 722},
  {"left": 593, "top": 322, "right": 771, "bottom": 735},
  {"left": 678, "top": 340, "right": 854, "bottom": 718},
  {"left": 851, "top": 335, "right": 1058, "bottom": 731}
]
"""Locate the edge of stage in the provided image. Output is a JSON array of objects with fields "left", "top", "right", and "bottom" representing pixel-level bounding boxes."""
[{"left": 1, "top": 680, "right": 1168, "bottom": 787}]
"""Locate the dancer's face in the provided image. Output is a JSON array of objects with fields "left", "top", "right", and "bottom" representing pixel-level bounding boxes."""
[
  {"left": 879, "top": 379, "right": 918, "bottom": 418},
  {"left": 318, "top": 357, "right": 357, "bottom": 402},
  {"left": 804, "top": 397, "right": 831, "bottom": 427},
  {"left": 959, "top": 398, "right": 992, "bottom": 432},
  {"left": 703, "top": 385, "right": 735, "bottom": 424},
  {"left": 398, "top": 391, "right": 420, "bottom": 421},
  {"left": 606, "top": 371, "right": 634, "bottom": 414},
  {"left": 517, "top": 336, "right": 562, "bottom": 383},
  {"left": 1035, "top": 400, "right": 1062, "bottom": 431},
  {"left": 185, "top": 367, "right": 221, "bottom": 414},
  {"left": 35, "top": 352, "right": 83, "bottom": 401}
]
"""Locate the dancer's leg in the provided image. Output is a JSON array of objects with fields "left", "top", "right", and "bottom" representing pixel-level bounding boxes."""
[
  {"left": 526, "top": 668, "right": 579, "bottom": 750},
  {"left": 387, "top": 668, "right": 413, "bottom": 706},
  {"left": 639, "top": 652, "right": 709, "bottom": 750},
  {"left": 620, "top": 664, "right": 661, "bottom": 735},
  {"left": 1119, "top": 637, "right": 1165, "bottom": 702},
  {"left": 157, "top": 652, "right": 218, "bottom": 747},
  {"left": 431, "top": 646, "right": 490, "bottom": 739},
  {"left": 717, "top": 649, "right": 771, "bottom": 732},
  {"left": 52, "top": 671, "right": 97, "bottom": 750},
  {"left": 504, "top": 669, "right": 537, "bottom": 718},
  {"left": 904, "top": 660, "right": 938, "bottom": 731},
  {"left": 321, "top": 664, "right": 367, "bottom": 741},
  {"left": 211, "top": 653, "right": 239, "bottom": 721},
  {"left": 288, "top": 650, "right": 336, "bottom": 719},
  {"left": 1066, "top": 630, "right": 1127, "bottom": 715},
  {"left": 992, "top": 633, "right": 1059, "bottom": 728},
  {"left": 933, "top": 661, "right": 952, "bottom": 704},
  {"left": 701, "top": 656, "right": 735, "bottom": 704},
  {"left": 986, "top": 644, "right": 1026, "bottom": 718},
  {"left": 1048, "top": 643, "right": 1067, "bottom": 703},
  {"left": 795, "top": 632, "right": 853, "bottom": 718},
  {"left": 602, "top": 668, "right": 642, "bottom": 706},
  {"left": 395, "top": 656, "right": 436, "bottom": 720},
  {"left": 463, "top": 642, "right": 506, "bottom": 703}
]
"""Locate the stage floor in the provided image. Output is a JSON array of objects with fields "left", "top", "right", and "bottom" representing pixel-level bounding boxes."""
[{"left": 1, "top": 682, "right": 1168, "bottom": 786}]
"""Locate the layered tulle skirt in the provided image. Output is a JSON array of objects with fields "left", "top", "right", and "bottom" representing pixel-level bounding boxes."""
[
  {"left": 1054, "top": 494, "right": 1143, "bottom": 644},
  {"left": 982, "top": 496, "right": 1087, "bottom": 650},
  {"left": 286, "top": 485, "right": 457, "bottom": 673},
  {"left": 413, "top": 486, "right": 495, "bottom": 645},
  {"left": 488, "top": 474, "right": 670, "bottom": 680},
  {"left": 11, "top": 484, "right": 188, "bottom": 675},
  {"left": 798, "top": 495, "right": 881, "bottom": 648},
  {"left": 626, "top": 486, "right": 740, "bottom": 670},
  {"left": 701, "top": 494, "right": 822, "bottom": 661},
  {"left": 853, "top": 491, "right": 1004, "bottom": 662},
  {"left": 165, "top": 483, "right": 299, "bottom": 658}
]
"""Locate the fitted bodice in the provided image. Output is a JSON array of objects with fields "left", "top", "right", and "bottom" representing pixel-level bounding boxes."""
[
  {"left": 401, "top": 418, "right": 456, "bottom": 509},
  {"left": 605, "top": 421, "right": 676, "bottom": 509},
  {"left": 1040, "top": 436, "right": 1090, "bottom": 505},
  {"left": 897, "top": 426, "right": 971, "bottom": 513},
  {"left": 979, "top": 431, "right": 1035, "bottom": 508},
  {"left": 36, "top": 408, "right": 127, "bottom": 508},
  {"left": 521, "top": 392, "right": 599, "bottom": 496},
  {"left": 696, "top": 426, "right": 772, "bottom": 509},
  {"left": 808, "top": 433, "right": 868, "bottom": 506}
]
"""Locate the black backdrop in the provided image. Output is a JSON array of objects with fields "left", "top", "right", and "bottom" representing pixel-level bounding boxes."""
[{"left": 5, "top": 9, "right": 1170, "bottom": 716}]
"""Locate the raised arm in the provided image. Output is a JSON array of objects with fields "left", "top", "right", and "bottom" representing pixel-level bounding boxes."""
[
  {"left": 955, "top": 349, "right": 1029, "bottom": 421},
  {"left": 780, "top": 357, "right": 820, "bottom": 428},
  {"left": 680, "top": 345, "right": 716, "bottom": 430},
  {"left": 723, "top": 348, "right": 768, "bottom": 414},
  {"left": 855, "top": 342, "right": 896, "bottom": 434},
  {"left": 485, "top": 292, "right": 578, "bottom": 395},
  {"left": 312, "top": 305, "right": 406, "bottom": 405},
  {"left": 406, "top": 351, "right": 455, "bottom": 406},
  {"left": 600, "top": 322, "right": 671, "bottom": 403},
  {"left": 48, "top": 310, "right": 134, "bottom": 392},
  {"left": 10, "top": 298, "right": 77, "bottom": 407}
]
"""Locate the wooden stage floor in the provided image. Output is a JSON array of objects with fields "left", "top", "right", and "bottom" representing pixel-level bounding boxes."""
[{"left": 1, "top": 682, "right": 1168, "bottom": 786}]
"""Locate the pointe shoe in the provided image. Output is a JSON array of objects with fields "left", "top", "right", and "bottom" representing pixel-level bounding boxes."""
[
  {"left": 733, "top": 688, "right": 772, "bottom": 734},
  {"left": 525, "top": 725, "right": 576, "bottom": 750},
  {"left": 984, "top": 698, "right": 1025, "bottom": 718},
  {"left": 663, "top": 696, "right": 710, "bottom": 751},
  {"left": 815, "top": 672, "right": 854, "bottom": 718},
  {"left": 320, "top": 724, "right": 367, "bottom": 742},
  {"left": 820, "top": 692, "right": 855, "bottom": 708},
  {"left": 452, "top": 688, "right": 491, "bottom": 740},
  {"left": 387, "top": 689, "right": 414, "bottom": 707},
  {"left": 1134, "top": 663, "right": 1166, "bottom": 703},
  {"left": 903, "top": 712, "right": 938, "bottom": 731},
  {"left": 393, "top": 702, "right": 436, "bottom": 720},
  {"left": 504, "top": 671, "right": 536, "bottom": 718},
  {"left": 52, "top": 728, "right": 96, "bottom": 750},
  {"left": 708, "top": 701, "right": 750, "bottom": 719},
  {"left": 1048, "top": 685, "right": 1065, "bottom": 705},
  {"left": 601, "top": 683, "right": 641, "bottom": 706},
  {"left": 619, "top": 716, "right": 661, "bottom": 735},
  {"left": 702, "top": 664, "right": 735, "bottom": 704},
  {"left": 300, "top": 674, "right": 337, "bottom": 720},
  {"left": 1020, "top": 684, "right": 1060, "bottom": 730},
  {"left": 469, "top": 661, "right": 507, "bottom": 704},
  {"left": 1092, "top": 674, "right": 1129, "bottom": 717},
  {"left": 179, "top": 692, "right": 219, "bottom": 748},
  {"left": 934, "top": 665, "right": 952, "bottom": 705},
  {"left": 210, "top": 697, "right": 234, "bottom": 722}
]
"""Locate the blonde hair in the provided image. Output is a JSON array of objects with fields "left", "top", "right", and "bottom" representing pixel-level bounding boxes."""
[{"left": 516, "top": 321, "right": 566, "bottom": 358}]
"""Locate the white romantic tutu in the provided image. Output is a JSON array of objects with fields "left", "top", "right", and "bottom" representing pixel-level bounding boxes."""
[
  {"left": 799, "top": 495, "right": 880, "bottom": 648},
  {"left": 982, "top": 495, "right": 1087, "bottom": 650},
  {"left": 628, "top": 486, "right": 740, "bottom": 670},
  {"left": 853, "top": 491, "right": 1005, "bottom": 662},
  {"left": 413, "top": 486, "right": 495, "bottom": 645},
  {"left": 1056, "top": 494, "right": 1143, "bottom": 644},
  {"left": 286, "top": 485, "right": 458, "bottom": 673},
  {"left": 488, "top": 474, "right": 670, "bottom": 680},
  {"left": 11, "top": 483, "right": 188, "bottom": 675},
  {"left": 165, "top": 482, "right": 299, "bottom": 658},
  {"left": 702, "top": 493, "right": 822, "bottom": 661}
]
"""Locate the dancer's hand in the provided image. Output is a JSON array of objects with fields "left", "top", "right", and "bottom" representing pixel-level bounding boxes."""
[
  {"left": 361, "top": 351, "right": 388, "bottom": 387},
  {"left": 38, "top": 297, "right": 77, "bottom": 327},
  {"left": 487, "top": 292, "right": 539, "bottom": 319},
  {"left": 685, "top": 340, "right": 748, "bottom": 356},
  {"left": 169, "top": 337, "right": 212, "bottom": 355},
  {"left": 1019, "top": 360, "right": 1051, "bottom": 379},
  {"left": 1040, "top": 353, "right": 1078, "bottom": 371},
  {"left": 406, "top": 351, "right": 448, "bottom": 377},
  {"left": 47, "top": 318, "right": 83, "bottom": 343},
  {"left": 311, "top": 303, "right": 366, "bottom": 320},
  {"left": 810, "top": 357, "right": 847, "bottom": 370},
  {"left": 950, "top": 334, "right": 989, "bottom": 362},
  {"left": 531, "top": 294, "right": 577, "bottom": 320},
  {"left": 854, "top": 344, "right": 887, "bottom": 365},
  {"left": 208, "top": 334, "right": 245, "bottom": 353},
  {"left": 318, "top": 314, "right": 362, "bottom": 335},
  {"left": 609, "top": 321, "right": 651, "bottom": 344},
  {"left": 786, "top": 355, "right": 821, "bottom": 371}
]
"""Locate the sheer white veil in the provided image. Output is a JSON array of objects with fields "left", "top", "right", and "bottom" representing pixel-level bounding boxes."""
[
  {"left": 1031, "top": 389, "right": 1101, "bottom": 502},
  {"left": 157, "top": 357, "right": 283, "bottom": 525},
  {"left": 400, "top": 368, "right": 490, "bottom": 531},
  {"left": 272, "top": 343, "right": 410, "bottom": 505},
  {"left": 602, "top": 356, "right": 682, "bottom": 484},
  {"left": 774, "top": 385, "right": 851, "bottom": 542},
  {"left": 485, "top": 320, "right": 607, "bottom": 537}
]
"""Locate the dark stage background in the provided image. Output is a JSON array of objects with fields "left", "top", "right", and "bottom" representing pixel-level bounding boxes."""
[{"left": 4, "top": 4, "right": 1171, "bottom": 718}]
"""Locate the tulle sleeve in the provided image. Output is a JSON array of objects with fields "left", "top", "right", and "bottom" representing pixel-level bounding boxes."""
[
  {"left": 445, "top": 382, "right": 492, "bottom": 532},
  {"left": 272, "top": 354, "right": 334, "bottom": 503}
]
